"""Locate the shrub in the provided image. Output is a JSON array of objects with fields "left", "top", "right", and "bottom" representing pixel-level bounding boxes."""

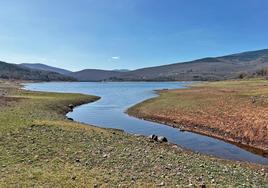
[
  {"left": 256, "top": 67, "right": 268, "bottom": 76},
  {"left": 237, "top": 72, "right": 248, "bottom": 79}
]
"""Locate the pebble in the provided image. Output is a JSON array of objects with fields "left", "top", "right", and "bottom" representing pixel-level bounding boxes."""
[
  {"left": 158, "top": 182, "right": 165, "bottom": 186},
  {"left": 71, "top": 176, "right": 76, "bottom": 180}
]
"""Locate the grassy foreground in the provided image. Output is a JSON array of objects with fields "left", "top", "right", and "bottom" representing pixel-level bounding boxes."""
[
  {"left": 0, "top": 80, "right": 267, "bottom": 187},
  {"left": 128, "top": 79, "right": 268, "bottom": 154}
]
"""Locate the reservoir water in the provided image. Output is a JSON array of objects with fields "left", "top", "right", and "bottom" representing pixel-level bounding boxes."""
[{"left": 24, "top": 82, "right": 268, "bottom": 165}]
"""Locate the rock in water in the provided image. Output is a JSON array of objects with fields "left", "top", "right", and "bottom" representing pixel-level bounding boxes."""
[{"left": 157, "top": 136, "right": 168, "bottom": 142}]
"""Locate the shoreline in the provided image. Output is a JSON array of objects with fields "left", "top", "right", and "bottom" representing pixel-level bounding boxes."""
[
  {"left": 26, "top": 81, "right": 267, "bottom": 163},
  {"left": 127, "top": 80, "right": 268, "bottom": 157},
  {"left": 1, "top": 79, "right": 268, "bottom": 186},
  {"left": 127, "top": 110, "right": 268, "bottom": 158},
  {"left": 24, "top": 81, "right": 268, "bottom": 161}
]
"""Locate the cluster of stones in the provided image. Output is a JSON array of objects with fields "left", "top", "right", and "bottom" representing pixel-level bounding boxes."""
[{"left": 148, "top": 134, "right": 168, "bottom": 143}]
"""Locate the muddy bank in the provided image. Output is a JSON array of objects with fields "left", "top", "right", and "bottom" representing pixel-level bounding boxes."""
[
  {"left": 127, "top": 111, "right": 268, "bottom": 158},
  {"left": 127, "top": 80, "right": 268, "bottom": 154}
]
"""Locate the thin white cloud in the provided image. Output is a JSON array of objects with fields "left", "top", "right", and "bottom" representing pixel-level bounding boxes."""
[{"left": 111, "top": 56, "right": 120, "bottom": 60}]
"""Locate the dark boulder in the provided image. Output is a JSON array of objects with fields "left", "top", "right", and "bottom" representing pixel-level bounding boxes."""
[
  {"left": 67, "top": 117, "right": 74, "bottom": 121},
  {"left": 148, "top": 134, "right": 158, "bottom": 141},
  {"left": 68, "top": 104, "right": 74, "bottom": 109}
]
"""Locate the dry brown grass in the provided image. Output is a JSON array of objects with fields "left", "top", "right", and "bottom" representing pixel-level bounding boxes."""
[{"left": 128, "top": 79, "right": 268, "bottom": 152}]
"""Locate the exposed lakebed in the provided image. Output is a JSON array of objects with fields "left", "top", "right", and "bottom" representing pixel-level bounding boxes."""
[{"left": 24, "top": 82, "right": 268, "bottom": 165}]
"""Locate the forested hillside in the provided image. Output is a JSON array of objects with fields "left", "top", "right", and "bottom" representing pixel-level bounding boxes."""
[{"left": 0, "top": 61, "right": 76, "bottom": 81}]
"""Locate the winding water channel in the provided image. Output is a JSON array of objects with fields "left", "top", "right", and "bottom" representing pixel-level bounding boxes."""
[{"left": 24, "top": 82, "right": 268, "bottom": 165}]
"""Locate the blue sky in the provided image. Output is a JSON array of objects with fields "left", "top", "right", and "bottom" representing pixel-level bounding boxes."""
[{"left": 0, "top": 0, "right": 267, "bottom": 71}]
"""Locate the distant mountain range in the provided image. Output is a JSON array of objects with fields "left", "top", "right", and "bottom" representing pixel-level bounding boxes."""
[
  {"left": 68, "top": 69, "right": 123, "bottom": 82},
  {"left": 19, "top": 64, "right": 124, "bottom": 82},
  {"left": 20, "top": 63, "right": 72, "bottom": 75},
  {"left": 0, "top": 61, "right": 76, "bottom": 81},
  {"left": 1, "top": 49, "right": 268, "bottom": 82},
  {"left": 112, "top": 49, "right": 268, "bottom": 81}
]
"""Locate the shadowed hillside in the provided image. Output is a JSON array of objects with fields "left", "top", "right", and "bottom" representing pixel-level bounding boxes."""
[
  {"left": 20, "top": 63, "right": 72, "bottom": 75},
  {"left": 0, "top": 61, "right": 76, "bottom": 81}
]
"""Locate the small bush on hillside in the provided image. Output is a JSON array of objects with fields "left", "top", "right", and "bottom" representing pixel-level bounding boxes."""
[
  {"left": 256, "top": 67, "right": 268, "bottom": 76},
  {"left": 237, "top": 72, "right": 248, "bottom": 79}
]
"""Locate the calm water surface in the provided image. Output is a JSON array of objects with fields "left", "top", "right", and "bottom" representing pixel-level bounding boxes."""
[{"left": 24, "top": 82, "right": 268, "bottom": 165}]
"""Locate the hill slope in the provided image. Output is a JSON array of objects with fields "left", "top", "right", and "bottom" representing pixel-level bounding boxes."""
[
  {"left": 111, "top": 49, "right": 268, "bottom": 81},
  {"left": 19, "top": 63, "right": 72, "bottom": 75},
  {"left": 69, "top": 69, "right": 123, "bottom": 81},
  {"left": 0, "top": 61, "right": 76, "bottom": 81},
  {"left": 19, "top": 64, "right": 125, "bottom": 81}
]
